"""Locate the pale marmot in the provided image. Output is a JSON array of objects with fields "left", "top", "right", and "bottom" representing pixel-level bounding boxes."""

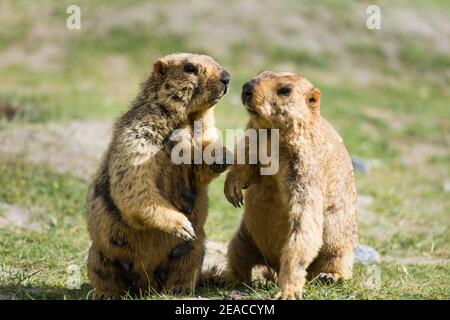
[{"left": 222, "top": 71, "right": 357, "bottom": 299}]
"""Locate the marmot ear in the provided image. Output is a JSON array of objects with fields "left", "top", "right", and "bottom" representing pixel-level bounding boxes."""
[
  {"left": 152, "top": 59, "right": 168, "bottom": 77},
  {"left": 307, "top": 87, "right": 321, "bottom": 112}
]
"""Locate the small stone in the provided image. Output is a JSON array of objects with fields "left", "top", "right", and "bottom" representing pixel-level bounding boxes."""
[
  {"left": 351, "top": 156, "right": 380, "bottom": 174},
  {"left": 355, "top": 244, "right": 381, "bottom": 265}
]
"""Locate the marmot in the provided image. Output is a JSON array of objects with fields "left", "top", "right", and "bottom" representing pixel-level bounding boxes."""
[
  {"left": 86, "top": 53, "right": 230, "bottom": 299},
  {"left": 222, "top": 71, "right": 357, "bottom": 299}
]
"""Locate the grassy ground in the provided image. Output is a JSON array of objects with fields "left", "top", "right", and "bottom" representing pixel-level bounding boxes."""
[{"left": 0, "top": 0, "right": 449, "bottom": 299}]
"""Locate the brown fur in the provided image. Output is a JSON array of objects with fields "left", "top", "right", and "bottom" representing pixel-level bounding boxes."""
[
  {"left": 222, "top": 71, "right": 357, "bottom": 299},
  {"left": 86, "top": 53, "right": 230, "bottom": 299}
]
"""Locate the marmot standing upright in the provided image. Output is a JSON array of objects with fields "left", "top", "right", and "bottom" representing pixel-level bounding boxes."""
[
  {"left": 86, "top": 53, "right": 230, "bottom": 299},
  {"left": 223, "top": 71, "right": 357, "bottom": 299}
]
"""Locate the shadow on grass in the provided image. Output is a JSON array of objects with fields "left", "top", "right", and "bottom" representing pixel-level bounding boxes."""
[
  {"left": 0, "top": 283, "right": 92, "bottom": 300},
  {"left": 0, "top": 282, "right": 261, "bottom": 300}
]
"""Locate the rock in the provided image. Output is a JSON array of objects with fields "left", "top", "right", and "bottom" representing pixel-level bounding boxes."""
[
  {"left": 354, "top": 244, "right": 381, "bottom": 265},
  {"left": 351, "top": 156, "right": 380, "bottom": 174}
]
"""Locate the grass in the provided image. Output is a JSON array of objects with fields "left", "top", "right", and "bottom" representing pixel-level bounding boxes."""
[{"left": 0, "top": 0, "right": 449, "bottom": 300}]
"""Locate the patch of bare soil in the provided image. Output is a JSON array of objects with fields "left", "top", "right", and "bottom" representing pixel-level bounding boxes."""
[
  {"left": 364, "top": 107, "right": 409, "bottom": 132},
  {"left": 0, "top": 120, "right": 113, "bottom": 180},
  {"left": 0, "top": 202, "right": 42, "bottom": 232},
  {"left": 0, "top": 2, "right": 67, "bottom": 72},
  {"left": 398, "top": 142, "right": 449, "bottom": 166},
  {"left": 2, "top": 1, "right": 449, "bottom": 84},
  {"left": 84, "top": 0, "right": 450, "bottom": 82}
]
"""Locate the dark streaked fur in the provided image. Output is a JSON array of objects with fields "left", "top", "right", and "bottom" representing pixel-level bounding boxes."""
[{"left": 86, "top": 53, "right": 229, "bottom": 299}]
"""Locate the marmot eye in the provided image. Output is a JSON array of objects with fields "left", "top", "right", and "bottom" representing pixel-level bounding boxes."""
[
  {"left": 277, "top": 86, "right": 292, "bottom": 96},
  {"left": 183, "top": 63, "right": 198, "bottom": 74}
]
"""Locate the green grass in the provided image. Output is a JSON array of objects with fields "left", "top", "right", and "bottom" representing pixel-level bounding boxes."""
[{"left": 0, "top": 0, "right": 449, "bottom": 300}]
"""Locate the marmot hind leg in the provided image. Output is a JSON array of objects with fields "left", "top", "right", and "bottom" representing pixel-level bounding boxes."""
[
  {"left": 220, "top": 224, "right": 265, "bottom": 285},
  {"left": 156, "top": 234, "right": 206, "bottom": 294},
  {"left": 87, "top": 245, "right": 141, "bottom": 299},
  {"left": 307, "top": 205, "right": 356, "bottom": 282},
  {"left": 306, "top": 248, "right": 355, "bottom": 282}
]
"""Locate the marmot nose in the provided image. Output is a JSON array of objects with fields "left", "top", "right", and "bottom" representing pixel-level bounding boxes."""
[
  {"left": 241, "top": 81, "right": 254, "bottom": 103},
  {"left": 220, "top": 71, "right": 231, "bottom": 86}
]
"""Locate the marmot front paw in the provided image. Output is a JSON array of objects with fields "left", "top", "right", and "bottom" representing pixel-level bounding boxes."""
[
  {"left": 172, "top": 217, "right": 196, "bottom": 241},
  {"left": 314, "top": 272, "right": 340, "bottom": 284},
  {"left": 224, "top": 175, "right": 249, "bottom": 207}
]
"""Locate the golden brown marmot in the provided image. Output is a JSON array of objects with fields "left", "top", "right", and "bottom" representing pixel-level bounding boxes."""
[
  {"left": 223, "top": 71, "right": 357, "bottom": 299},
  {"left": 86, "top": 53, "right": 230, "bottom": 299}
]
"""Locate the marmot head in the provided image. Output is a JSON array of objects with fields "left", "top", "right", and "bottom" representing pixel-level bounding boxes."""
[
  {"left": 241, "top": 71, "right": 321, "bottom": 129},
  {"left": 151, "top": 53, "right": 230, "bottom": 114}
]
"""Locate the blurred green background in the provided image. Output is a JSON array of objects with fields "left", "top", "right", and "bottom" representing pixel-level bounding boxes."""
[{"left": 0, "top": 0, "right": 448, "bottom": 299}]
